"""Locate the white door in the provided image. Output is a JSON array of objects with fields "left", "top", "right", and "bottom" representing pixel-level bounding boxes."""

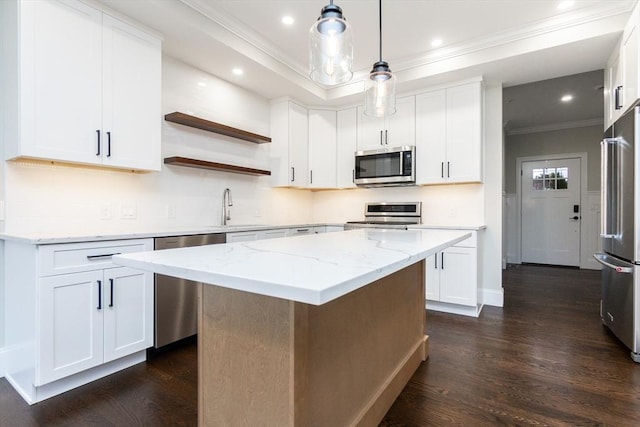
[
  {"left": 439, "top": 246, "right": 477, "bottom": 307},
  {"left": 336, "top": 108, "right": 357, "bottom": 188},
  {"left": 308, "top": 109, "right": 337, "bottom": 188},
  {"left": 356, "top": 106, "right": 384, "bottom": 151},
  {"left": 38, "top": 271, "right": 104, "bottom": 385},
  {"left": 425, "top": 253, "right": 440, "bottom": 301},
  {"left": 385, "top": 96, "right": 416, "bottom": 147},
  {"left": 521, "top": 158, "right": 581, "bottom": 266},
  {"left": 446, "top": 82, "right": 482, "bottom": 183},
  {"left": 289, "top": 102, "right": 309, "bottom": 187},
  {"left": 103, "top": 267, "right": 153, "bottom": 362},
  {"left": 102, "top": 15, "right": 161, "bottom": 171},
  {"left": 415, "top": 89, "right": 446, "bottom": 184},
  {"left": 27, "top": 0, "right": 102, "bottom": 164}
]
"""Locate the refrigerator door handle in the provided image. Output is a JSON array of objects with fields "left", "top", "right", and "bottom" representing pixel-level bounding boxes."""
[
  {"left": 593, "top": 253, "right": 634, "bottom": 274},
  {"left": 601, "top": 138, "right": 620, "bottom": 238}
]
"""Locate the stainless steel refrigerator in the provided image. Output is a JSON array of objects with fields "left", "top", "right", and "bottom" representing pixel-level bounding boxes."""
[{"left": 595, "top": 105, "right": 640, "bottom": 362}]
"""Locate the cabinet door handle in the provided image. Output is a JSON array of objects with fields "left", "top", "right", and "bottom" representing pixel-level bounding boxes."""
[
  {"left": 109, "top": 278, "right": 114, "bottom": 308},
  {"left": 615, "top": 86, "right": 623, "bottom": 110},
  {"left": 87, "top": 253, "right": 121, "bottom": 260},
  {"left": 106, "top": 131, "right": 111, "bottom": 157},
  {"left": 434, "top": 254, "right": 438, "bottom": 269},
  {"left": 447, "top": 161, "right": 450, "bottom": 178},
  {"left": 310, "top": 170, "right": 313, "bottom": 184},
  {"left": 96, "top": 130, "right": 101, "bottom": 156},
  {"left": 291, "top": 167, "right": 295, "bottom": 182},
  {"left": 385, "top": 130, "right": 388, "bottom": 145},
  {"left": 352, "top": 169, "right": 355, "bottom": 183},
  {"left": 441, "top": 252, "right": 445, "bottom": 269},
  {"left": 441, "top": 162, "right": 444, "bottom": 178},
  {"left": 97, "top": 280, "right": 102, "bottom": 310},
  {"left": 380, "top": 130, "right": 383, "bottom": 145}
]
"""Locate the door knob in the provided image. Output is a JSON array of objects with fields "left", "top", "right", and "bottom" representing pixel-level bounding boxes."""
[{"left": 570, "top": 216, "right": 580, "bottom": 220}]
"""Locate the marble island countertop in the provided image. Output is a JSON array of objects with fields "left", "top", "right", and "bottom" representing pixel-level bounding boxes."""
[{"left": 114, "top": 228, "right": 471, "bottom": 305}]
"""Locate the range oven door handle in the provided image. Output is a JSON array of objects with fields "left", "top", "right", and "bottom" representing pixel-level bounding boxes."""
[{"left": 593, "top": 253, "right": 634, "bottom": 274}]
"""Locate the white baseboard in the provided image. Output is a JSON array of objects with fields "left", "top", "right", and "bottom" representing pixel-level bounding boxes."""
[
  {"left": 482, "top": 288, "right": 504, "bottom": 307},
  {"left": 426, "top": 300, "right": 483, "bottom": 317}
]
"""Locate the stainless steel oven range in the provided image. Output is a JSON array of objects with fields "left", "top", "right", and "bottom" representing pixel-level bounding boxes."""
[{"left": 345, "top": 202, "right": 422, "bottom": 230}]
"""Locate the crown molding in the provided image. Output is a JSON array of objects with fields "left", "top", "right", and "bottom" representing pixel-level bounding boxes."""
[
  {"left": 179, "top": 0, "right": 633, "bottom": 97},
  {"left": 506, "top": 118, "right": 604, "bottom": 136}
]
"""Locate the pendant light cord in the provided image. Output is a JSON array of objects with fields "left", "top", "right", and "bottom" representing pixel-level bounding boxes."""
[{"left": 378, "top": 0, "right": 382, "bottom": 61}]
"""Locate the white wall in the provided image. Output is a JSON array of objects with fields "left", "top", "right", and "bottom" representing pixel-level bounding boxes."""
[{"left": 482, "top": 82, "right": 504, "bottom": 306}]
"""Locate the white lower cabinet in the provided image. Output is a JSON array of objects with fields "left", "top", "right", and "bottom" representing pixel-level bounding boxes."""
[
  {"left": 422, "top": 230, "right": 481, "bottom": 317},
  {"left": 38, "top": 265, "right": 152, "bottom": 385},
  {"left": 3, "top": 238, "right": 153, "bottom": 404}
]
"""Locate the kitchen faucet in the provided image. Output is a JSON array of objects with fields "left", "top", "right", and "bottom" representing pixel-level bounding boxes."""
[{"left": 222, "top": 188, "right": 233, "bottom": 225}]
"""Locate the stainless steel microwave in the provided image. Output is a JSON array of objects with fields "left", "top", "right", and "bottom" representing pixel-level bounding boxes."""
[{"left": 354, "top": 146, "right": 416, "bottom": 187}]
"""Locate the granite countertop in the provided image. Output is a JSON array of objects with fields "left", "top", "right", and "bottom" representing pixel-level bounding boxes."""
[{"left": 113, "top": 228, "right": 471, "bottom": 305}]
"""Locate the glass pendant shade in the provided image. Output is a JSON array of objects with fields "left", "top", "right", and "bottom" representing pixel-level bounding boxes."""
[
  {"left": 364, "top": 61, "right": 396, "bottom": 117},
  {"left": 309, "top": 3, "right": 353, "bottom": 85}
]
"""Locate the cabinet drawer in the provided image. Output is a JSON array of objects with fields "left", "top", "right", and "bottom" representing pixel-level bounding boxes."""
[{"left": 39, "top": 239, "right": 153, "bottom": 277}]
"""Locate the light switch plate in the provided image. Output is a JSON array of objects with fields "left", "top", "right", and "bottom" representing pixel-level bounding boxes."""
[{"left": 121, "top": 204, "right": 137, "bottom": 219}]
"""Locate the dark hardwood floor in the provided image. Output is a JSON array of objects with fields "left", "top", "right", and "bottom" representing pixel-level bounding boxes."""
[{"left": 2, "top": 264, "right": 640, "bottom": 426}]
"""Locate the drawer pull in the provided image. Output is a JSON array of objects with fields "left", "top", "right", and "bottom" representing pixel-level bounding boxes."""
[{"left": 86, "top": 253, "right": 121, "bottom": 260}]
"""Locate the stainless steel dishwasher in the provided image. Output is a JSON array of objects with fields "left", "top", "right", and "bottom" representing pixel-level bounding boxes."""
[{"left": 154, "top": 233, "right": 226, "bottom": 348}]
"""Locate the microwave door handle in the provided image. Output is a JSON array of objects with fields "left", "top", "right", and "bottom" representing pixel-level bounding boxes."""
[{"left": 399, "top": 152, "right": 404, "bottom": 175}]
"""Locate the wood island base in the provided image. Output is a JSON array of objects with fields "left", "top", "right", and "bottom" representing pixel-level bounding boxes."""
[{"left": 197, "top": 261, "right": 427, "bottom": 427}]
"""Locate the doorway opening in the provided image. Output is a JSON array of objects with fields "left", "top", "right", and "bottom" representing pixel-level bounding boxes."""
[{"left": 515, "top": 153, "right": 588, "bottom": 267}]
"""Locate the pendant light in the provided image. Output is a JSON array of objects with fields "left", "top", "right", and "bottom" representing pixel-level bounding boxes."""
[
  {"left": 364, "top": 0, "right": 396, "bottom": 117},
  {"left": 309, "top": 1, "right": 353, "bottom": 85}
]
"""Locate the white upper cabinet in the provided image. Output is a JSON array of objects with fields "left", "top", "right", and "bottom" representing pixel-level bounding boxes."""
[
  {"left": 356, "top": 96, "right": 415, "bottom": 151},
  {"left": 416, "top": 81, "right": 483, "bottom": 185},
  {"left": 336, "top": 108, "right": 357, "bottom": 188},
  {"left": 2, "top": 0, "right": 161, "bottom": 171},
  {"left": 605, "top": 1, "right": 640, "bottom": 129},
  {"left": 308, "top": 109, "right": 337, "bottom": 189},
  {"left": 101, "top": 15, "right": 161, "bottom": 171},
  {"left": 271, "top": 100, "right": 309, "bottom": 187}
]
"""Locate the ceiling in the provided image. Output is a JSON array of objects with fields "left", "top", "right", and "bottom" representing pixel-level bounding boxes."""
[
  {"left": 503, "top": 70, "right": 605, "bottom": 134},
  {"left": 100, "top": 0, "right": 633, "bottom": 126}
]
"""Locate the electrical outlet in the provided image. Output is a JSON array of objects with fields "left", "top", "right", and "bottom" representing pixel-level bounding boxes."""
[
  {"left": 99, "top": 204, "right": 113, "bottom": 220},
  {"left": 121, "top": 204, "right": 137, "bottom": 219},
  {"left": 167, "top": 204, "right": 176, "bottom": 219}
]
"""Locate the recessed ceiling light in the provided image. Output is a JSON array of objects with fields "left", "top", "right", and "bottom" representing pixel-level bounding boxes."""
[
  {"left": 557, "top": 0, "right": 575, "bottom": 10},
  {"left": 561, "top": 94, "right": 573, "bottom": 102},
  {"left": 197, "top": 81, "right": 207, "bottom": 87},
  {"left": 431, "top": 38, "right": 443, "bottom": 48},
  {"left": 232, "top": 68, "right": 244, "bottom": 76},
  {"left": 282, "top": 16, "right": 294, "bottom": 25}
]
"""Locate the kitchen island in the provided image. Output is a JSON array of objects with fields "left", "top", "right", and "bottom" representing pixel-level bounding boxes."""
[{"left": 114, "top": 228, "right": 471, "bottom": 426}]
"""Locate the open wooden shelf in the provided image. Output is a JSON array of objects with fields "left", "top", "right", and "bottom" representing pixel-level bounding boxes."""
[
  {"left": 164, "top": 157, "right": 271, "bottom": 176},
  {"left": 164, "top": 112, "right": 271, "bottom": 144}
]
